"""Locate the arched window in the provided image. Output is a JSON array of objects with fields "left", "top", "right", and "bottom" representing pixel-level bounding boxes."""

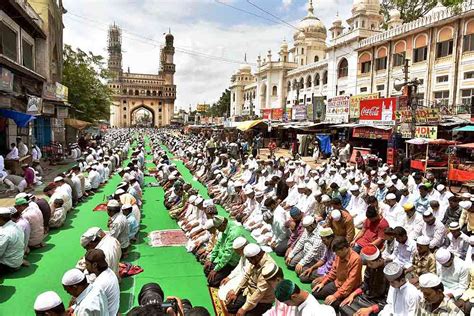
[
  {"left": 464, "top": 20, "right": 474, "bottom": 52},
  {"left": 322, "top": 71, "right": 328, "bottom": 85},
  {"left": 128, "top": 90, "right": 133, "bottom": 95},
  {"left": 292, "top": 79, "right": 298, "bottom": 90},
  {"left": 393, "top": 41, "right": 406, "bottom": 66},
  {"left": 413, "top": 34, "right": 428, "bottom": 62},
  {"left": 299, "top": 78, "right": 304, "bottom": 89},
  {"left": 338, "top": 58, "right": 348, "bottom": 78},
  {"left": 437, "top": 27, "right": 454, "bottom": 58},
  {"left": 152, "top": 91, "right": 157, "bottom": 96},
  {"left": 314, "top": 73, "right": 320, "bottom": 86},
  {"left": 253, "top": 91, "right": 256, "bottom": 99},
  {"left": 375, "top": 47, "right": 388, "bottom": 70},
  {"left": 272, "top": 86, "right": 278, "bottom": 96},
  {"left": 135, "top": 90, "right": 139, "bottom": 96},
  {"left": 233, "top": 93, "right": 236, "bottom": 102},
  {"left": 122, "top": 89, "right": 127, "bottom": 94},
  {"left": 287, "top": 81, "right": 291, "bottom": 92},
  {"left": 359, "top": 52, "right": 372, "bottom": 73},
  {"left": 314, "top": 56, "right": 319, "bottom": 62},
  {"left": 146, "top": 90, "right": 151, "bottom": 96},
  {"left": 158, "top": 91, "right": 163, "bottom": 97},
  {"left": 306, "top": 75, "right": 312, "bottom": 88}
]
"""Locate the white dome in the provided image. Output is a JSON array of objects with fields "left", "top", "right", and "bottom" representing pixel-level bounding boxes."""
[
  {"left": 239, "top": 63, "right": 251, "bottom": 73},
  {"left": 389, "top": 9, "right": 401, "bottom": 19},
  {"left": 428, "top": 1, "right": 446, "bottom": 15},
  {"left": 294, "top": 1, "right": 326, "bottom": 40},
  {"left": 352, "top": 0, "right": 381, "bottom": 13}
]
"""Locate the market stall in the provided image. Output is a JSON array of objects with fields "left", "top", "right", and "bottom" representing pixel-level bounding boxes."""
[
  {"left": 448, "top": 142, "right": 474, "bottom": 183},
  {"left": 406, "top": 138, "right": 458, "bottom": 175}
]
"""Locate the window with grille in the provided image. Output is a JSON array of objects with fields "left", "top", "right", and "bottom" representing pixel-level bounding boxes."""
[
  {"left": 464, "top": 71, "right": 474, "bottom": 79},
  {"left": 413, "top": 47, "right": 427, "bottom": 63},
  {"left": 377, "top": 85, "right": 385, "bottom": 91},
  {"left": 434, "top": 90, "right": 450, "bottom": 106},
  {"left": 393, "top": 53, "right": 405, "bottom": 67},
  {"left": 462, "top": 89, "right": 474, "bottom": 106},
  {"left": 463, "top": 34, "right": 474, "bottom": 52},
  {"left": 0, "top": 22, "right": 18, "bottom": 61},
  {"left": 360, "top": 87, "right": 368, "bottom": 93},
  {"left": 22, "top": 39, "right": 33, "bottom": 70},
  {"left": 361, "top": 61, "right": 371, "bottom": 73},
  {"left": 436, "top": 75, "right": 448, "bottom": 83},
  {"left": 375, "top": 57, "right": 387, "bottom": 71},
  {"left": 436, "top": 40, "right": 453, "bottom": 58}
]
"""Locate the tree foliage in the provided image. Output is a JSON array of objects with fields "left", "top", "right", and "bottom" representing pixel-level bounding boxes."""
[
  {"left": 206, "top": 89, "right": 231, "bottom": 117},
  {"left": 62, "top": 45, "right": 112, "bottom": 121},
  {"left": 381, "top": 0, "right": 464, "bottom": 24}
]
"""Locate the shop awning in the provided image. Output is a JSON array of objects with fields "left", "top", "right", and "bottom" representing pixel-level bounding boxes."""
[
  {"left": 455, "top": 143, "right": 474, "bottom": 149},
  {"left": 0, "top": 109, "right": 36, "bottom": 127},
  {"left": 406, "top": 138, "right": 458, "bottom": 145},
  {"left": 453, "top": 125, "right": 474, "bottom": 132},
  {"left": 65, "top": 118, "right": 92, "bottom": 130},
  {"left": 236, "top": 119, "right": 266, "bottom": 131}
]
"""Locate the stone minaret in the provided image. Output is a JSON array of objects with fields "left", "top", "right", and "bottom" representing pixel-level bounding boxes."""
[{"left": 107, "top": 24, "right": 123, "bottom": 80}]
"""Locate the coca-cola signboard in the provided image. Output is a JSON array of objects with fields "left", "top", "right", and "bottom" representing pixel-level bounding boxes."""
[{"left": 359, "top": 97, "right": 397, "bottom": 125}]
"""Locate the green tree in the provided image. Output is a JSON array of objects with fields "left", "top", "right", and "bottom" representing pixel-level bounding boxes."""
[
  {"left": 381, "top": 0, "right": 464, "bottom": 24},
  {"left": 206, "top": 89, "right": 231, "bottom": 117},
  {"left": 62, "top": 45, "right": 112, "bottom": 121}
]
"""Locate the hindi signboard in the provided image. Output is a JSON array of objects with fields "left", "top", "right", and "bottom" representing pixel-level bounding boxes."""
[
  {"left": 395, "top": 108, "right": 440, "bottom": 124},
  {"left": 400, "top": 125, "right": 438, "bottom": 139},
  {"left": 272, "top": 108, "right": 283, "bottom": 121},
  {"left": 359, "top": 97, "right": 397, "bottom": 126},
  {"left": 326, "top": 96, "right": 350, "bottom": 123},
  {"left": 349, "top": 93, "right": 379, "bottom": 119}
]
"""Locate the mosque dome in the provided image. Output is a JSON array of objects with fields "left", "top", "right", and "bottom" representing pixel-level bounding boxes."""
[
  {"left": 352, "top": 0, "right": 381, "bottom": 13},
  {"left": 294, "top": 0, "right": 327, "bottom": 40},
  {"left": 428, "top": 0, "right": 446, "bottom": 15},
  {"left": 389, "top": 8, "right": 401, "bottom": 19},
  {"left": 280, "top": 40, "right": 288, "bottom": 51},
  {"left": 239, "top": 63, "right": 251, "bottom": 73}
]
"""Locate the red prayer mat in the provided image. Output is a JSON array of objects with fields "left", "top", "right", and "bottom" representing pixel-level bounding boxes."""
[
  {"left": 148, "top": 229, "right": 188, "bottom": 247},
  {"left": 119, "top": 262, "right": 144, "bottom": 278},
  {"left": 208, "top": 287, "right": 231, "bottom": 316},
  {"left": 93, "top": 202, "right": 108, "bottom": 212}
]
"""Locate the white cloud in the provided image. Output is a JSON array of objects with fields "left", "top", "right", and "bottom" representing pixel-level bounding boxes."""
[
  {"left": 62, "top": 0, "right": 352, "bottom": 112},
  {"left": 281, "top": 0, "right": 293, "bottom": 10}
]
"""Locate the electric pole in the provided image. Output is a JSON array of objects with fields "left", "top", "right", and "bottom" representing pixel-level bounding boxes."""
[{"left": 403, "top": 59, "right": 418, "bottom": 139}]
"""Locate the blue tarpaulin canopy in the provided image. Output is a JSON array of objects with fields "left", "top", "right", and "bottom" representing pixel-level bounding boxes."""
[
  {"left": 317, "top": 135, "right": 332, "bottom": 155},
  {"left": 0, "top": 109, "right": 36, "bottom": 127},
  {"left": 453, "top": 125, "right": 474, "bottom": 132}
]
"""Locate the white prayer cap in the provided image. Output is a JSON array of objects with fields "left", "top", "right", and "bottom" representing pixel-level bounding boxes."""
[
  {"left": 386, "top": 182, "right": 394, "bottom": 188},
  {"left": 285, "top": 177, "right": 295, "bottom": 183},
  {"left": 121, "top": 203, "right": 132, "bottom": 211},
  {"left": 34, "top": 291, "right": 63, "bottom": 311},
  {"left": 302, "top": 216, "right": 315, "bottom": 227},
  {"left": 168, "top": 175, "right": 176, "bottom": 180},
  {"left": 370, "top": 170, "right": 376, "bottom": 175},
  {"left": 232, "top": 237, "right": 248, "bottom": 249},
  {"left": 460, "top": 201, "right": 472, "bottom": 209},
  {"left": 416, "top": 236, "right": 431, "bottom": 246},
  {"left": 321, "top": 195, "right": 331, "bottom": 203},
  {"left": 423, "top": 210, "right": 433, "bottom": 217},
  {"left": 349, "top": 185, "right": 359, "bottom": 192},
  {"left": 62, "top": 268, "right": 85, "bottom": 286},
  {"left": 195, "top": 197, "right": 204, "bottom": 204},
  {"left": 390, "top": 175, "right": 398, "bottom": 180},
  {"left": 289, "top": 165, "right": 296, "bottom": 170},
  {"left": 462, "top": 192, "right": 472, "bottom": 199},
  {"left": 262, "top": 262, "right": 279, "bottom": 280},
  {"left": 448, "top": 222, "right": 461, "bottom": 230},
  {"left": 107, "top": 199, "right": 120, "bottom": 208},
  {"left": 309, "top": 169, "right": 318, "bottom": 174},
  {"left": 204, "top": 219, "right": 214, "bottom": 230},
  {"left": 115, "top": 189, "right": 125, "bottom": 195},
  {"left": 15, "top": 192, "right": 28, "bottom": 200},
  {"left": 377, "top": 179, "right": 385, "bottom": 185},
  {"left": 331, "top": 209, "right": 342, "bottom": 221},
  {"left": 383, "top": 262, "right": 403, "bottom": 281},
  {"left": 314, "top": 190, "right": 322, "bottom": 196},
  {"left": 435, "top": 248, "right": 452, "bottom": 264},
  {"left": 54, "top": 176, "right": 64, "bottom": 182},
  {"left": 340, "top": 170, "right": 347, "bottom": 175},
  {"left": 255, "top": 191, "right": 264, "bottom": 198},
  {"left": 436, "top": 184, "right": 445, "bottom": 191},
  {"left": 219, "top": 178, "right": 227, "bottom": 185},
  {"left": 188, "top": 195, "right": 197, "bottom": 203},
  {"left": 297, "top": 183, "right": 306, "bottom": 189},
  {"left": 243, "top": 243, "right": 261, "bottom": 258},
  {"left": 355, "top": 177, "right": 361, "bottom": 182},
  {"left": 419, "top": 273, "right": 441, "bottom": 288},
  {"left": 244, "top": 187, "right": 254, "bottom": 195},
  {"left": 0, "top": 207, "right": 11, "bottom": 215},
  {"left": 386, "top": 193, "right": 396, "bottom": 200},
  {"left": 330, "top": 168, "right": 337, "bottom": 172},
  {"left": 301, "top": 161, "right": 306, "bottom": 166},
  {"left": 203, "top": 199, "right": 214, "bottom": 208},
  {"left": 80, "top": 227, "right": 102, "bottom": 247}
]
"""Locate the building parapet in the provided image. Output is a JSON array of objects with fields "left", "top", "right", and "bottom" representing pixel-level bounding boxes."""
[
  {"left": 329, "top": 28, "right": 381, "bottom": 48},
  {"left": 359, "top": 1, "right": 474, "bottom": 49},
  {"left": 287, "top": 60, "right": 328, "bottom": 77}
]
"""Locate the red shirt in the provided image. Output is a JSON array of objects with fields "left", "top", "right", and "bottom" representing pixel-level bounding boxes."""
[
  {"left": 24, "top": 167, "right": 35, "bottom": 185},
  {"left": 357, "top": 217, "right": 389, "bottom": 248}
]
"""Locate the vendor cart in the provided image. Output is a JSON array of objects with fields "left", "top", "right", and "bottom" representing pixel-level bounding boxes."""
[
  {"left": 405, "top": 138, "right": 458, "bottom": 178},
  {"left": 448, "top": 143, "right": 474, "bottom": 192}
]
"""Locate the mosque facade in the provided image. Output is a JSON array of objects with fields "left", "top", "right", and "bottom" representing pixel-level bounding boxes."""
[
  {"left": 230, "top": 0, "right": 474, "bottom": 120},
  {"left": 107, "top": 25, "right": 176, "bottom": 128}
]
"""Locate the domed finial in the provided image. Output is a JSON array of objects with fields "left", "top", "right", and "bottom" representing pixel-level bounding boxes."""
[{"left": 308, "top": 0, "right": 314, "bottom": 15}]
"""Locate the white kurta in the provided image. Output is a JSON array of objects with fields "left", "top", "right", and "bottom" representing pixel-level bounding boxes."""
[
  {"left": 218, "top": 256, "right": 249, "bottom": 300},
  {"left": 379, "top": 283, "right": 421, "bottom": 316},
  {"left": 73, "top": 285, "right": 109, "bottom": 316},
  {"left": 91, "top": 268, "right": 120, "bottom": 316}
]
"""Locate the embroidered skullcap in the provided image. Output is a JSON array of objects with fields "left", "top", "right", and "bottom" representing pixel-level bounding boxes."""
[
  {"left": 383, "top": 262, "right": 403, "bottom": 281},
  {"left": 319, "top": 227, "right": 334, "bottom": 238},
  {"left": 416, "top": 236, "right": 431, "bottom": 246},
  {"left": 80, "top": 227, "right": 103, "bottom": 247},
  {"left": 419, "top": 273, "right": 441, "bottom": 288},
  {"left": 435, "top": 248, "right": 451, "bottom": 265},
  {"left": 331, "top": 209, "right": 341, "bottom": 221},
  {"left": 302, "top": 216, "right": 315, "bottom": 227},
  {"left": 361, "top": 244, "right": 380, "bottom": 261},
  {"left": 232, "top": 237, "right": 248, "bottom": 249}
]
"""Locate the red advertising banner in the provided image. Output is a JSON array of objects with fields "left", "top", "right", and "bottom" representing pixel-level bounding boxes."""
[
  {"left": 359, "top": 97, "right": 396, "bottom": 124},
  {"left": 262, "top": 109, "right": 272, "bottom": 120},
  {"left": 272, "top": 109, "right": 283, "bottom": 121}
]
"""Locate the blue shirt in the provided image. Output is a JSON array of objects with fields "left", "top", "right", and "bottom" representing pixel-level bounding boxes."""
[{"left": 126, "top": 213, "right": 139, "bottom": 239}]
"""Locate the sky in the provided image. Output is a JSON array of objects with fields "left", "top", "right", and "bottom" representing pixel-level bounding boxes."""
[{"left": 63, "top": 0, "right": 354, "bottom": 111}]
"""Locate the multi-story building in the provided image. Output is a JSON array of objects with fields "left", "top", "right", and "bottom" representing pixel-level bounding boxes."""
[
  {"left": 0, "top": 0, "right": 47, "bottom": 154},
  {"left": 230, "top": 0, "right": 474, "bottom": 120},
  {"left": 108, "top": 25, "right": 176, "bottom": 127}
]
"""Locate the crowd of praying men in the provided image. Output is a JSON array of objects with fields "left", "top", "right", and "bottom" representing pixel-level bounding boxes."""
[
  {"left": 153, "top": 128, "right": 474, "bottom": 316},
  {"left": 1, "top": 127, "right": 474, "bottom": 315}
]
